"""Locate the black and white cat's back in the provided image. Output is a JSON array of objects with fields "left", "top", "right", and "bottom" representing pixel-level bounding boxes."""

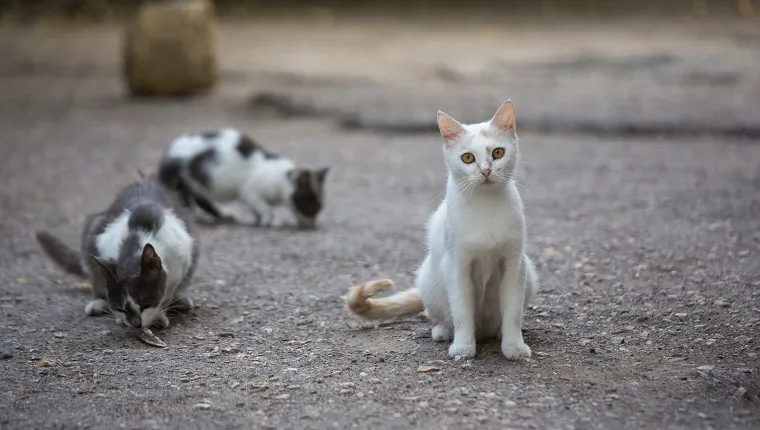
[{"left": 158, "top": 127, "right": 329, "bottom": 229}]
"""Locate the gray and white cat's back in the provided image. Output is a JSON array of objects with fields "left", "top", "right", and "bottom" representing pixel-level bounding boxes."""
[{"left": 83, "top": 179, "right": 198, "bottom": 327}]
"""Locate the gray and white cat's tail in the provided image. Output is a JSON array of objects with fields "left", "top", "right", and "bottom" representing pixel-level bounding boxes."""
[
  {"left": 346, "top": 279, "right": 424, "bottom": 320},
  {"left": 35, "top": 231, "right": 85, "bottom": 277}
]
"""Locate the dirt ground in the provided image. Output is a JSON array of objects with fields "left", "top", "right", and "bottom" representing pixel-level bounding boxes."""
[{"left": 0, "top": 17, "right": 759, "bottom": 430}]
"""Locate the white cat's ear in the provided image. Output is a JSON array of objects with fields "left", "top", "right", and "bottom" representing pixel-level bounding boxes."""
[
  {"left": 490, "top": 100, "right": 516, "bottom": 134},
  {"left": 437, "top": 111, "right": 465, "bottom": 144}
]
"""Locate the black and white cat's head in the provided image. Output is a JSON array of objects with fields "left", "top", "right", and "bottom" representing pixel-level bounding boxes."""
[
  {"left": 91, "top": 242, "right": 167, "bottom": 329},
  {"left": 286, "top": 166, "right": 330, "bottom": 229}
]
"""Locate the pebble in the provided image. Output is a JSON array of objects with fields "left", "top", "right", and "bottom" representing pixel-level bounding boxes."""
[
  {"left": 0, "top": 348, "right": 12, "bottom": 359},
  {"left": 417, "top": 365, "right": 441, "bottom": 373},
  {"left": 193, "top": 403, "right": 212, "bottom": 410},
  {"left": 217, "top": 332, "right": 235, "bottom": 338},
  {"left": 735, "top": 387, "right": 747, "bottom": 398},
  {"left": 539, "top": 247, "right": 565, "bottom": 263},
  {"left": 714, "top": 300, "right": 730, "bottom": 308},
  {"left": 275, "top": 393, "right": 291, "bottom": 400}
]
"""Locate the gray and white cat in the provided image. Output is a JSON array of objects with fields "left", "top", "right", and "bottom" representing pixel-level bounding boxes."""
[
  {"left": 346, "top": 101, "right": 538, "bottom": 360},
  {"left": 36, "top": 178, "right": 198, "bottom": 329},
  {"left": 158, "top": 128, "right": 329, "bottom": 229}
]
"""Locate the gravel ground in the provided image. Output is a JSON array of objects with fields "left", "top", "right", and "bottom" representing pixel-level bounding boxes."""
[{"left": 0, "top": 18, "right": 759, "bottom": 430}]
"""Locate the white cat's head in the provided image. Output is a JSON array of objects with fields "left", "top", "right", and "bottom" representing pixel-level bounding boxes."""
[{"left": 437, "top": 100, "right": 518, "bottom": 190}]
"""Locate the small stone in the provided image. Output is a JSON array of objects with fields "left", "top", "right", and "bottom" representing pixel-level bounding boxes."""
[
  {"left": 734, "top": 335, "right": 752, "bottom": 344},
  {"left": 610, "top": 337, "right": 625, "bottom": 345},
  {"left": 714, "top": 300, "right": 730, "bottom": 307},
  {"left": 417, "top": 365, "right": 441, "bottom": 373},
  {"left": 53, "top": 332, "right": 65, "bottom": 339},
  {"left": 504, "top": 400, "right": 516, "bottom": 407},
  {"left": 193, "top": 403, "right": 212, "bottom": 410},
  {"left": 217, "top": 332, "right": 234, "bottom": 338},
  {"left": 0, "top": 348, "right": 12, "bottom": 359},
  {"left": 539, "top": 247, "right": 565, "bottom": 263},
  {"left": 38, "top": 360, "right": 55, "bottom": 367},
  {"left": 705, "top": 338, "right": 716, "bottom": 346},
  {"left": 674, "top": 313, "right": 688, "bottom": 318},
  {"left": 734, "top": 387, "right": 747, "bottom": 398},
  {"left": 194, "top": 335, "right": 206, "bottom": 340},
  {"left": 275, "top": 393, "right": 290, "bottom": 400}
]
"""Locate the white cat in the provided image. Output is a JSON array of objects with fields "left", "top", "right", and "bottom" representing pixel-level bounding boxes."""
[{"left": 346, "top": 101, "right": 538, "bottom": 360}]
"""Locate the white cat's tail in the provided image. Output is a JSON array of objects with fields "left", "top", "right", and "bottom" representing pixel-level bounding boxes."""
[{"left": 346, "top": 279, "right": 424, "bottom": 320}]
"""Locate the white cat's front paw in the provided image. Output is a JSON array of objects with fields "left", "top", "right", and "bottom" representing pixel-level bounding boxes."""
[
  {"left": 448, "top": 342, "right": 476, "bottom": 358},
  {"left": 432, "top": 324, "right": 453, "bottom": 342},
  {"left": 501, "top": 341, "right": 531, "bottom": 360}
]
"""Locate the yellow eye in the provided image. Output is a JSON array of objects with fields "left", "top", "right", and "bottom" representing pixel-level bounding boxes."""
[
  {"left": 460, "top": 153, "right": 475, "bottom": 164},
  {"left": 492, "top": 148, "right": 505, "bottom": 159}
]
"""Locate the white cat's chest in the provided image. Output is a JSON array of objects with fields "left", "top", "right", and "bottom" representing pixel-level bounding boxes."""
[{"left": 452, "top": 194, "right": 524, "bottom": 251}]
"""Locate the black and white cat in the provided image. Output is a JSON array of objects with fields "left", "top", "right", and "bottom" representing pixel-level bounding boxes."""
[
  {"left": 36, "top": 178, "right": 198, "bottom": 329},
  {"left": 158, "top": 128, "right": 329, "bottom": 229}
]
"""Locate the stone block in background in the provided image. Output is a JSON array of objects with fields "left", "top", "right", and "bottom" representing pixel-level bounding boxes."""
[{"left": 123, "top": 0, "right": 218, "bottom": 97}]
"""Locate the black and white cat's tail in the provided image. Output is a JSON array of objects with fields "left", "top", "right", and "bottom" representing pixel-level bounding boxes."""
[
  {"left": 35, "top": 231, "right": 85, "bottom": 277},
  {"left": 159, "top": 161, "right": 223, "bottom": 219},
  {"left": 346, "top": 279, "right": 425, "bottom": 320}
]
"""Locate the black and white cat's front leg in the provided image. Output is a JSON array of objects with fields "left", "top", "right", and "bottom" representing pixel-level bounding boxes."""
[{"left": 239, "top": 188, "right": 280, "bottom": 228}]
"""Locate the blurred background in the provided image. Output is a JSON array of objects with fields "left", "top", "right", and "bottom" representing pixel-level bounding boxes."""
[{"left": 1, "top": 0, "right": 758, "bottom": 138}]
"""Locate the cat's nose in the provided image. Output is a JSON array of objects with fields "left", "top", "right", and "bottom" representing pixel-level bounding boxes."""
[{"left": 481, "top": 168, "right": 492, "bottom": 178}]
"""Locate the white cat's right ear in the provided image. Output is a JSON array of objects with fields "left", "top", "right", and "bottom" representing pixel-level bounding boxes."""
[{"left": 437, "top": 111, "right": 465, "bottom": 145}]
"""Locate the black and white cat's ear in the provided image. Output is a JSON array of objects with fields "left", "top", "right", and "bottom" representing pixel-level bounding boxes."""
[
  {"left": 315, "top": 167, "right": 330, "bottom": 184},
  {"left": 437, "top": 110, "right": 466, "bottom": 145},
  {"left": 91, "top": 255, "right": 117, "bottom": 281},
  {"left": 140, "top": 244, "right": 163, "bottom": 276},
  {"left": 490, "top": 100, "right": 517, "bottom": 136}
]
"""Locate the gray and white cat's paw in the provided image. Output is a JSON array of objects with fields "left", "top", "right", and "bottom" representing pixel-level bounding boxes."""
[
  {"left": 448, "top": 342, "right": 477, "bottom": 359},
  {"left": 171, "top": 296, "right": 194, "bottom": 312},
  {"left": 84, "top": 299, "right": 108, "bottom": 316},
  {"left": 432, "top": 324, "right": 453, "bottom": 342},
  {"left": 501, "top": 341, "right": 531, "bottom": 360},
  {"left": 153, "top": 312, "right": 170, "bottom": 329}
]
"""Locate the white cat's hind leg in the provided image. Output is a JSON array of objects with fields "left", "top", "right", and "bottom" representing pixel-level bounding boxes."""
[
  {"left": 432, "top": 324, "right": 453, "bottom": 342},
  {"left": 522, "top": 254, "right": 539, "bottom": 308}
]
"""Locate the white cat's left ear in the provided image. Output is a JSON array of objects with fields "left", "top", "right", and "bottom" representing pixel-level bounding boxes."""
[
  {"left": 490, "top": 100, "right": 516, "bottom": 134},
  {"left": 437, "top": 110, "right": 466, "bottom": 145}
]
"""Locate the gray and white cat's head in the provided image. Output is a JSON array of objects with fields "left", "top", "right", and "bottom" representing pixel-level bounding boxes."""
[
  {"left": 437, "top": 100, "right": 519, "bottom": 191},
  {"left": 91, "top": 240, "right": 167, "bottom": 329},
  {"left": 285, "top": 166, "right": 329, "bottom": 229}
]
